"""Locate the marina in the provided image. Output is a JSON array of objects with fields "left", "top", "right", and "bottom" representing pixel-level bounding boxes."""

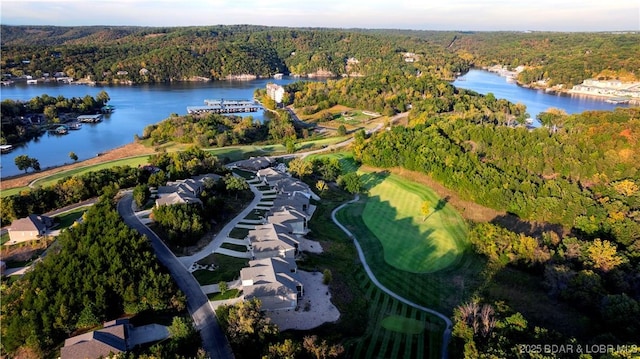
[{"left": 187, "top": 99, "right": 262, "bottom": 114}]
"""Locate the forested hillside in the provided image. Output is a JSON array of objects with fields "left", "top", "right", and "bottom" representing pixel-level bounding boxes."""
[
  {"left": 4, "top": 26, "right": 637, "bottom": 88},
  {"left": 0, "top": 25, "right": 468, "bottom": 83},
  {"left": 0, "top": 196, "right": 186, "bottom": 357}
]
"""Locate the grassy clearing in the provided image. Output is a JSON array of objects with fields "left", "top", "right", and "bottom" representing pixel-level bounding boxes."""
[
  {"left": 29, "top": 156, "right": 150, "bottom": 189},
  {"left": 220, "top": 242, "right": 248, "bottom": 252},
  {"left": 1, "top": 187, "right": 28, "bottom": 198},
  {"left": 207, "top": 289, "right": 242, "bottom": 301},
  {"left": 52, "top": 207, "right": 87, "bottom": 229},
  {"left": 229, "top": 227, "right": 249, "bottom": 239},
  {"left": 193, "top": 254, "right": 248, "bottom": 285},
  {"left": 0, "top": 232, "right": 10, "bottom": 246},
  {"left": 361, "top": 173, "right": 469, "bottom": 273}
]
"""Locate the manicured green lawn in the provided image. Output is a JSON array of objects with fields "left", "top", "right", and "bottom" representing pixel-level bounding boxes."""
[
  {"left": 361, "top": 173, "right": 469, "bottom": 273},
  {"left": 193, "top": 254, "right": 248, "bottom": 285},
  {"left": 220, "top": 242, "right": 248, "bottom": 252},
  {"left": 207, "top": 289, "right": 242, "bottom": 301},
  {"left": 53, "top": 207, "right": 87, "bottom": 229},
  {"left": 30, "top": 156, "right": 151, "bottom": 189},
  {"left": 0, "top": 232, "right": 10, "bottom": 245},
  {"left": 1, "top": 187, "right": 28, "bottom": 198}
]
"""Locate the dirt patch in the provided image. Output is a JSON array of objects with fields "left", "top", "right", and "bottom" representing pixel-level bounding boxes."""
[{"left": 1, "top": 142, "right": 154, "bottom": 190}]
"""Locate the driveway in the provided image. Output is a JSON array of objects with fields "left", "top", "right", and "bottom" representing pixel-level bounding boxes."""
[{"left": 118, "top": 193, "right": 234, "bottom": 359}]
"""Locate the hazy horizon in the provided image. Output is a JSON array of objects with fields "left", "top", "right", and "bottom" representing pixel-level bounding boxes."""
[{"left": 2, "top": 0, "right": 639, "bottom": 32}]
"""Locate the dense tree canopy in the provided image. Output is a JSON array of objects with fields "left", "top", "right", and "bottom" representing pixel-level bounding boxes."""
[{"left": 0, "top": 196, "right": 185, "bottom": 357}]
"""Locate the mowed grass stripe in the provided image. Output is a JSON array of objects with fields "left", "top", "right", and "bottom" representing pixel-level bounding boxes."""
[
  {"left": 365, "top": 293, "right": 391, "bottom": 359},
  {"left": 405, "top": 308, "right": 418, "bottom": 359},
  {"left": 378, "top": 299, "right": 399, "bottom": 357}
]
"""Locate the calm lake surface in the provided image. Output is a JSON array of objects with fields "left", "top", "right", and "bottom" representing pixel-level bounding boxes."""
[
  {"left": 0, "top": 77, "right": 301, "bottom": 178},
  {"left": 452, "top": 69, "right": 629, "bottom": 121},
  {"left": 0, "top": 70, "right": 631, "bottom": 178}
]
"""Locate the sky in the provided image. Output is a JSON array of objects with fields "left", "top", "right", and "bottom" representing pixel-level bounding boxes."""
[{"left": 1, "top": 0, "right": 639, "bottom": 32}]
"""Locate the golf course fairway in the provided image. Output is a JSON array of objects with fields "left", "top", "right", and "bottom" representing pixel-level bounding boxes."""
[{"left": 361, "top": 172, "right": 468, "bottom": 273}]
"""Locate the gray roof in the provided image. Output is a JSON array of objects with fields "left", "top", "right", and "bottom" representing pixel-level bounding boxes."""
[
  {"left": 274, "top": 177, "right": 311, "bottom": 195},
  {"left": 155, "top": 192, "right": 202, "bottom": 207},
  {"left": 9, "top": 214, "right": 52, "bottom": 233},
  {"left": 240, "top": 257, "right": 301, "bottom": 308},
  {"left": 248, "top": 223, "right": 299, "bottom": 254},
  {"left": 61, "top": 320, "right": 128, "bottom": 359},
  {"left": 235, "top": 157, "right": 273, "bottom": 170}
]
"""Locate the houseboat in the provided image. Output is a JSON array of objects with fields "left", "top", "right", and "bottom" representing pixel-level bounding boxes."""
[
  {"left": 77, "top": 114, "right": 103, "bottom": 123},
  {"left": 0, "top": 144, "right": 14, "bottom": 153}
]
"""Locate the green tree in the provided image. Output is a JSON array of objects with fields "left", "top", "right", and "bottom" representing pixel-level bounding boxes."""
[
  {"left": 133, "top": 184, "right": 151, "bottom": 208},
  {"left": 337, "top": 124, "right": 347, "bottom": 136},
  {"left": 322, "top": 269, "right": 332, "bottom": 285},
  {"left": 288, "top": 157, "right": 313, "bottom": 178},
  {"left": 30, "top": 157, "right": 40, "bottom": 171},
  {"left": 168, "top": 316, "right": 194, "bottom": 340},
  {"left": 421, "top": 200, "right": 433, "bottom": 221},
  {"left": 266, "top": 339, "right": 301, "bottom": 359},
  {"left": 303, "top": 335, "right": 344, "bottom": 359},
  {"left": 316, "top": 180, "right": 328, "bottom": 193},
  {"left": 337, "top": 172, "right": 362, "bottom": 194},
  {"left": 96, "top": 90, "right": 110, "bottom": 105},
  {"left": 69, "top": 151, "right": 78, "bottom": 162},
  {"left": 224, "top": 174, "right": 249, "bottom": 199},
  {"left": 218, "top": 281, "right": 228, "bottom": 295},
  {"left": 14, "top": 154, "right": 32, "bottom": 173},
  {"left": 587, "top": 239, "right": 624, "bottom": 272}
]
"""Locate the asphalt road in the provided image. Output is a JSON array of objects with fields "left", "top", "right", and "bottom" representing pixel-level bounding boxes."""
[{"left": 117, "top": 193, "right": 234, "bottom": 359}]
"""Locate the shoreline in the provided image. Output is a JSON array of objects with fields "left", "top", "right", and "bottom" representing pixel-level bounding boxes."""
[
  {"left": 466, "top": 67, "right": 640, "bottom": 106},
  {"left": 0, "top": 142, "right": 154, "bottom": 190}
]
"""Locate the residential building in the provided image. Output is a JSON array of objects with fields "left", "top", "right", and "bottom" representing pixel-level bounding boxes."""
[
  {"left": 240, "top": 257, "right": 303, "bottom": 311},
  {"left": 7, "top": 214, "right": 53, "bottom": 244},
  {"left": 266, "top": 83, "right": 285, "bottom": 104},
  {"left": 60, "top": 319, "right": 129, "bottom": 359},
  {"left": 248, "top": 223, "right": 299, "bottom": 259}
]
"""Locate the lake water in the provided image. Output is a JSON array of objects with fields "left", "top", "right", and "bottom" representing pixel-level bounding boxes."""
[
  {"left": 0, "top": 71, "right": 631, "bottom": 178},
  {"left": 452, "top": 69, "right": 628, "bottom": 121},
  {"left": 0, "top": 77, "right": 301, "bottom": 178}
]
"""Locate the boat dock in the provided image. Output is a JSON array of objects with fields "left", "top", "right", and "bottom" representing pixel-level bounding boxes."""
[
  {"left": 77, "top": 114, "right": 103, "bottom": 123},
  {"left": 187, "top": 99, "right": 262, "bottom": 114}
]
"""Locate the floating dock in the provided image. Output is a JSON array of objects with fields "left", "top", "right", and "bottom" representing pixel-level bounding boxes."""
[
  {"left": 77, "top": 114, "right": 103, "bottom": 123},
  {"left": 187, "top": 99, "right": 262, "bottom": 114}
]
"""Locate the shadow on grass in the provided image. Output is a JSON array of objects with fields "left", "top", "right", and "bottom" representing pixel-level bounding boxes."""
[{"left": 337, "top": 195, "right": 486, "bottom": 315}]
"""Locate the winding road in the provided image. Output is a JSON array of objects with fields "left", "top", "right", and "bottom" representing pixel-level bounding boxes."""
[
  {"left": 331, "top": 195, "right": 452, "bottom": 359},
  {"left": 117, "top": 193, "right": 234, "bottom": 359}
]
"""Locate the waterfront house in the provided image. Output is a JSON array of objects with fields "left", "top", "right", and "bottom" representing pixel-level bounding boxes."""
[
  {"left": 240, "top": 257, "right": 303, "bottom": 311},
  {"left": 7, "top": 214, "right": 53, "bottom": 244}
]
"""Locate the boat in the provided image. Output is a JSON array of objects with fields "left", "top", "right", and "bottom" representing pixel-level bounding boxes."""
[
  {"left": 101, "top": 105, "right": 115, "bottom": 113},
  {"left": 52, "top": 126, "right": 68, "bottom": 135},
  {"left": 69, "top": 122, "right": 82, "bottom": 130},
  {"left": 273, "top": 73, "right": 284, "bottom": 79},
  {"left": 0, "top": 144, "right": 14, "bottom": 153}
]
